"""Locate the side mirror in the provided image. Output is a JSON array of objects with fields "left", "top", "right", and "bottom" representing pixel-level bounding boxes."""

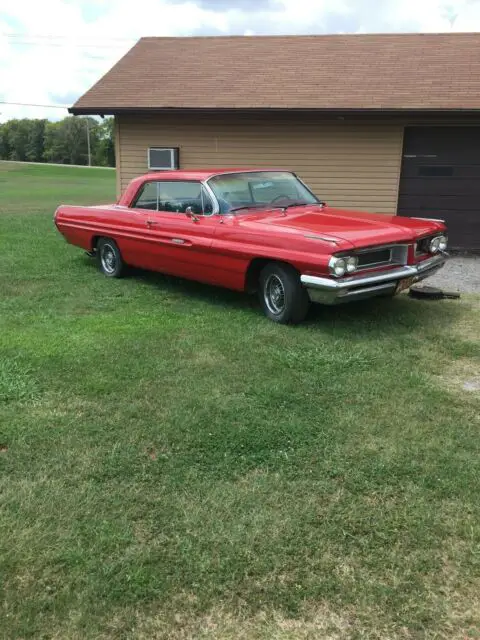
[{"left": 185, "top": 206, "right": 199, "bottom": 222}]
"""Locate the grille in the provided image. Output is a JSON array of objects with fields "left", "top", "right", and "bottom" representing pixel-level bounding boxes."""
[
  {"left": 357, "top": 249, "right": 392, "bottom": 268},
  {"left": 355, "top": 244, "right": 409, "bottom": 270}
]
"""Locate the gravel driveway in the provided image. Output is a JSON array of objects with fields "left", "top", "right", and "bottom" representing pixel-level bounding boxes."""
[{"left": 427, "top": 255, "right": 480, "bottom": 293}]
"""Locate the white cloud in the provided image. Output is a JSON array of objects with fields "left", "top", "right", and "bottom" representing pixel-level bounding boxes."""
[{"left": 1, "top": 0, "right": 479, "bottom": 122}]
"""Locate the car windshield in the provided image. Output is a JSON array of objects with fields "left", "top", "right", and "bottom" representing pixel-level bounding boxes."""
[{"left": 207, "top": 171, "right": 320, "bottom": 214}]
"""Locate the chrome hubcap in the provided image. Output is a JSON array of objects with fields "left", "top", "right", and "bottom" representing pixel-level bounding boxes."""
[
  {"left": 101, "top": 244, "right": 117, "bottom": 274},
  {"left": 264, "top": 274, "right": 286, "bottom": 314}
]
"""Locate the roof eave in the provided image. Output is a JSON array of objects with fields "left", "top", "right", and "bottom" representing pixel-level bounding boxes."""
[{"left": 69, "top": 106, "right": 480, "bottom": 116}]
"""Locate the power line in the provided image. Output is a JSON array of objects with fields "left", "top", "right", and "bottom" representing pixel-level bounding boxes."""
[
  {"left": 0, "top": 102, "right": 71, "bottom": 109},
  {"left": 2, "top": 32, "right": 137, "bottom": 41},
  {"left": 1, "top": 33, "right": 136, "bottom": 49},
  {"left": 3, "top": 40, "right": 130, "bottom": 50}
]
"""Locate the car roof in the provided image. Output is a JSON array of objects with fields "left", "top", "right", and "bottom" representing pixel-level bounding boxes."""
[
  {"left": 139, "top": 168, "right": 290, "bottom": 181},
  {"left": 119, "top": 168, "right": 297, "bottom": 206}
]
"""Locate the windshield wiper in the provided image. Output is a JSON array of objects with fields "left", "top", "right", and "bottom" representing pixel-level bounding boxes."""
[
  {"left": 279, "top": 201, "right": 325, "bottom": 210},
  {"left": 229, "top": 204, "right": 266, "bottom": 213},
  {"left": 229, "top": 201, "right": 325, "bottom": 213}
]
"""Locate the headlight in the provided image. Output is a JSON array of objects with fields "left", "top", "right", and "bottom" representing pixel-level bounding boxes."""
[
  {"left": 429, "top": 235, "right": 447, "bottom": 253},
  {"left": 346, "top": 256, "right": 358, "bottom": 273},
  {"left": 429, "top": 236, "right": 441, "bottom": 253},
  {"left": 438, "top": 235, "right": 448, "bottom": 251},
  {"left": 329, "top": 256, "right": 359, "bottom": 277},
  {"left": 329, "top": 257, "right": 347, "bottom": 277}
]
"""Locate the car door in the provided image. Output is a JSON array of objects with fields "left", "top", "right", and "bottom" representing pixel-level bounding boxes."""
[
  {"left": 130, "top": 180, "right": 221, "bottom": 283},
  {"left": 109, "top": 180, "right": 158, "bottom": 270}
]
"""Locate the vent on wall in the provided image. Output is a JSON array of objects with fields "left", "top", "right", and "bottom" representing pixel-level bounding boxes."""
[{"left": 148, "top": 147, "right": 179, "bottom": 170}]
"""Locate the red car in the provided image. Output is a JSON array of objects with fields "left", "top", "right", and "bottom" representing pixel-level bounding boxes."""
[{"left": 54, "top": 169, "right": 448, "bottom": 324}]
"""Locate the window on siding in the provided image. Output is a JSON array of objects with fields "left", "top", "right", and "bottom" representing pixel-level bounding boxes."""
[{"left": 148, "top": 147, "right": 179, "bottom": 170}]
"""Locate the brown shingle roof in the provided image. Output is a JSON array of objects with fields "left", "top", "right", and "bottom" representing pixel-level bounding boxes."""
[{"left": 71, "top": 33, "right": 480, "bottom": 113}]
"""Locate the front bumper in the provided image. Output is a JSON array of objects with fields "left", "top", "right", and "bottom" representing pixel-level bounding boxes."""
[{"left": 301, "top": 253, "right": 447, "bottom": 305}]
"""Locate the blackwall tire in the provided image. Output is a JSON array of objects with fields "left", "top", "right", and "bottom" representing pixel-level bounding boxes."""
[
  {"left": 259, "top": 262, "right": 310, "bottom": 324},
  {"left": 96, "top": 238, "right": 125, "bottom": 278}
]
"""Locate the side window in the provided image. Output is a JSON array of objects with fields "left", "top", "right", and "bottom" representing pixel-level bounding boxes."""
[
  {"left": 133, "top": 182, "right": 158, "bottom": 210},
  {"left": 158, "top": 181, "right": 201, "bottom": 213},
  {"left": 133, "top": 181, "right": 214, "bottom": 215}
]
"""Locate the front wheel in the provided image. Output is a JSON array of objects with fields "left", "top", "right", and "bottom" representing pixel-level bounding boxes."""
[
  {"left": 259, "top": 263, "right": 310, "bottom": 324},
  {"left": 96, "top": 238, "right": 125, "bottom": 278}
]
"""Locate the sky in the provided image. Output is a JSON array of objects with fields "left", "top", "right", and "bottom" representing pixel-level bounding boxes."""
[{"left": 1, "top": 0, "right": 480, "bottom": 122}]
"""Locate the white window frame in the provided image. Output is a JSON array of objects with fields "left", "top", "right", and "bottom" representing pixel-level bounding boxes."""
[{"left": 147, "top": 147, "right": 179, "bottom": 170}]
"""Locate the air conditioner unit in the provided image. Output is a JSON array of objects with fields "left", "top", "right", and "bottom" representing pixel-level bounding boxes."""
[{"left": 148, "top": 147, "right": 179, "bottom": 170}]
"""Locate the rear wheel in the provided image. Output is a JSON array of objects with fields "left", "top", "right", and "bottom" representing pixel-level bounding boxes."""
[
  {"left": 96, "top": 238, "right": 125, "bottom": 278},
  {"left": 259, "top": 262, "right": 310, "bottom": 324}
]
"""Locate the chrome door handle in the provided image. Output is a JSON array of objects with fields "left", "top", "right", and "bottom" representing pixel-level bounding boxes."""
[{"left": 146, "top": 220, "right": 158, "bottom": 226}]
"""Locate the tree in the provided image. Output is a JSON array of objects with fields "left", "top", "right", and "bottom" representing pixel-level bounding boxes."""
[
  {"left": 25, "top": 119, "right": 47, "bottom": 162},
  {"left": 95, "top": 117, "right": 115, "bottom": 167},
  {"left": 0, "top": 123, "right": 11, "bottom": 160},
  {"left": 0, "top": 119, "right": 46, "bottom": 162},
  {"left": 44, "top": 116, "right": 100, "bottom": 165},
  {"left": 0, "top": 115, "right": 114, "bottom": 166},
  {"left": 2, "top": 119, "right": 31, "bottom": 161}
]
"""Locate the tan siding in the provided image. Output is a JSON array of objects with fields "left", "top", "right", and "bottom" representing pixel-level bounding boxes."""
[
  {"left": 117, "top": 113, "right": 404, "bottom": 213},
  {"left": 114, "top": 117, "right": 122, "bottom": 199}
]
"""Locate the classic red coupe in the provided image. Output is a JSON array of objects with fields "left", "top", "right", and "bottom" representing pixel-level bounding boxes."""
[{"left": 54, "top": 169, "right": 448, "bottom": 324}]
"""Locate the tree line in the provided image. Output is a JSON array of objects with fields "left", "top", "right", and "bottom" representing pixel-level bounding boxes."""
[{"left": 0, "top": 116, "right": 115, "bottom": 167}]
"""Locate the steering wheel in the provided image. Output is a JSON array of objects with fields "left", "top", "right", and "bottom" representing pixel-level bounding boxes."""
[{"left": 270, "top": 195, "right": 293, "bottom": 205}]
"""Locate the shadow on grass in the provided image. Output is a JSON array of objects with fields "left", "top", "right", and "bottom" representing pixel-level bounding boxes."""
[{"left": 80, "top": 255, "right": 463, "bottom": 334}]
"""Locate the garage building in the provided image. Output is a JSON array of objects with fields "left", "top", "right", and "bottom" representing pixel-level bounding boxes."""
[{"left": 71, "top": 33, "right": 480, "bottom": 251}]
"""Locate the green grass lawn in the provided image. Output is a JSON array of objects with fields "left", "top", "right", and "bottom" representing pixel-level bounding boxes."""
[
  {"left": 0, "top": 162, "right": 479, "bottom": 639},
  {"left": 0, "top": 161, "right": 116, "bottom": 215}
]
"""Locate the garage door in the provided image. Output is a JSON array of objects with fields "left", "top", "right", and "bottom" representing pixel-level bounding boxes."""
[{"left": 398, "top": 127, "right": 480, "bottom": 251}]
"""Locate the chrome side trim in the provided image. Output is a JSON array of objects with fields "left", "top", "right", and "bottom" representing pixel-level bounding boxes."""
[
  {"left": 304, "top": 233, "right": 340, "bottom": 244},
  {"left": 410, "top": 217, "right": 446, "bottom": 223}
]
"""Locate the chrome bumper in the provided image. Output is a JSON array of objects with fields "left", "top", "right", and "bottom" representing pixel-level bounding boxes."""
[{"left": 301, "top": 253, "right": 447, "bottom": 305}]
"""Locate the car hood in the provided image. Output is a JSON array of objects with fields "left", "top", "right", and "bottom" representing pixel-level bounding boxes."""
[{"left": 235, "top": 205, "right": 443, "bottom": 249}]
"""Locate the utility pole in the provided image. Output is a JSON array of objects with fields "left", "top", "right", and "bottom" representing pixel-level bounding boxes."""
[{"left": 86, "top": 118, "right": 91, "bottom": 166}]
